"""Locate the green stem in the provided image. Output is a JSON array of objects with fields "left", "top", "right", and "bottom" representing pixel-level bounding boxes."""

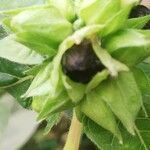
[
  {"left": 1, "top": 75, "right": 33, "bottom": 89},
  {"left": 134, "top": 125, "right": 148, "bottom": 150},
  {"left": 63, "top": 110, "right": 83, "bottom": 150},
  {"left": 141, "top": 100, "right": 149, "bottom": 118}
]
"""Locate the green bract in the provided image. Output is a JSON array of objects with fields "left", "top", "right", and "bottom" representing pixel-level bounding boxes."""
[
  {"left": 0, "top": 0, "right": 150, "bottom": 149},
  {"left": 9, "top": 6, "right": 73, "bottom": 56},
  {"left": 47, "top": 0, "right": 76, "bottom": 22},
  {"left": 79, "top": 0, "right": 121, "bottom": 25}
]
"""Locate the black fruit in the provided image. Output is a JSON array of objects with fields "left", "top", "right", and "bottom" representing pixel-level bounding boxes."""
[
  {"left": 129, "top": 5, "right": 150, "bottom": 29},
  {"left": 61, "top": 40, "right": 104, "bottom": 83}
]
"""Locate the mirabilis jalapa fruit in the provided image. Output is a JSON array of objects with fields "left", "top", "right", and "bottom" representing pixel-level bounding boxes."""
[{"left": 0, "top": 0, "right": 150, "bottom": 148}]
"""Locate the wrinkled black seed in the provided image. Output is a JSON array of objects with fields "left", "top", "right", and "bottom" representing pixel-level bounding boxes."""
[
  {"left": 61, "top": 40, "right": 105, "bottom": 84},
  {"left": 129, "top": 5, "right": 150, "bottom": 29}
]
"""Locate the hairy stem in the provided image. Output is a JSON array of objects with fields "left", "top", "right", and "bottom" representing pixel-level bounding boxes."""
[{"left": 63, "top": 110, "right": 83, "bottom": 150}]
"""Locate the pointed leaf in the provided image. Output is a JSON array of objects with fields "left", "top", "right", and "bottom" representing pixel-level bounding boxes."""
[
  {"left": 112, "top": 118, "right": 150, "bottom": 150},
  {"left": 24, "top": 63, "right": 45, "bottom": 76},
  {"left": 126, "top": 15, "right": 150, "bottom": 29},
  {"left": 0, "top": 35, "right": 44, "bottom": 65},
  {"left": 10, "top": 6, "right": 73, "bottom": 56},
  {"left": 44, "top": 113, "right": 61, "bottom": 134},
  {"left": 101, "top": 6, "right": 131, "bottom": 36},
  {"left": 16, "top": 32, "right": 57, "bottom": 57},
  {"left": 86, "top": 69, "right": 109, "bottom": 93},
  {"left": 23, "top": 63, "right": 54, "bottom": 97},
  {"left": 132, "top": 68, "right": 150, "bottom": 95},
  {"left": 84, "top": 117, "right": 150, "bottom": 150},
  {"left": 7, "top": 79, "right": 32, "bottom": 108},
  {"left": 80, "top": 92, "right": 122, "bottom": 141},
  {"left": 79, "top": 0, "right": 121, "bottom": 25},
  {"left": 62, "top": 74, "right": 86, "bottom": 103},
  {"left": 0, "top": 58, "right": 29, "bottom": 77},
  {"left": 47, "top": 0, "right": 76, "bottom": 22},
  {"left": 104, "top": 29, "right": 150, "bottom": 53},
  {"left": 38, "top": 91, "right": 73, "bottom": 120},
  {"left": 97, "top": 72, "right": 142, "bottom": 134},
  {"left": 138, "top": 62, "right": 150, "bottom": 78},
  {"left": 82, "top": 116, "right": 121, "bottom": 149},
  {"left": 0, "top": 73, "right": 18, "bottom": 87},
  {"left": 103, "top": 29, "right": 150, "bottom": 67},
  {"left": 32, "top": 95, "right": 48, "bottom": 112},
  {"left": 0, "top": 58, "right": 29, "bottom": 87},
  {"left": 92, "top": 37, "right": 129, "bottom": 77}
]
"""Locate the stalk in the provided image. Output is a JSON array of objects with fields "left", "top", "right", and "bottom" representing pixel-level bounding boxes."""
[{"left": 63, "top": 110, "right": 83, "bottom": 150}]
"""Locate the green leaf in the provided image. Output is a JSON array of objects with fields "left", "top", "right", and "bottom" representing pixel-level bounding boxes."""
[
  {"left": 7, "top": 79, "right": 32, "bottom": 108},
  {"left": 138, "top": 62, "right": 150, "bottom": 78},
  {"left": 44, "top": 113, "right": 61, "bottom": 134},
  {"left": 32, "top": 95, "right": 48, "bottom": 112},
  {"left": 91, "top": 37, "right": 129, "bottom": 77},
  {"left": 10, "top": 6, "right": 73, "bottom": 56},
  {"left": 0, "top": 35, "right": 44, "bottom": 65},
  {"left": 121, "top": 0, "right": 139, "bottom": 8},
  {"left": 103, "top": 29, "right": 150, "bottom": 67},
  {"left": 0, "top": 58, "right": 29, "bottom": 87},
  {"left": 103, "top": 29, "right": 150, "bottom": 53},
  {"left": 83, "top": 117, "right": 116, "bottom": 149},
  {"left": 0, "top": 58, "right": 29, "bottom": 77},
  {"left": 101, "top": 6, "right": 131, "bottom": 36},
  {"left": 97, "top": 71, "right": 142, "bottom": 135},
  {"left": 37, "top": 91, "right": 73, "bottom": 120},
  {"left": 47, "top": 0, "right": 76, "bottom": 22},
  {"left": 116, "top": 118, "right": 150, "bottom": 150},
  {"left": 142, "top": 95, "right": 150, "bottom": 117},
  {"left": 80, "top": 92, "right": 122, "bottom": 142},
  {"left": 132, "top": 68, "right": 150, "bottom": 95},
  {"left": 23, "top": 63, "right": 54, "bottom": 97},
  {"left": 86, "top": 69, "right": 109, "bottom": 93},
  {"left": 0, "top": 0, "right": 45, "bottom": 11},
  {"left": 109, "top": 118, "right": 150, "bottom": 150},
  {"left": 0, "top": 72, "right": 18, "bottom": 87},
  {"left": 62, "top": 74, "right": 86, "bottom": 103},
  {"left": 24, "top": 64, "right": 44, "bottom": 76},
  {"left": 15, "top": 32, "right": 57, "bottom": 57},
  {"left": 83, "top": 117, "right": 150, "bottom": 150},
  {"left": 126, "top": 15, "right": 150, "bottom": 29},
  {"left": 79, "top": 0, "right": 121, "bottom": 25}
]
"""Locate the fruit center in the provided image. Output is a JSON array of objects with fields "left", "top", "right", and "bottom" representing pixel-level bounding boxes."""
[{"left": 61, "top": 40, "right": 105, "bottom": 83}]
